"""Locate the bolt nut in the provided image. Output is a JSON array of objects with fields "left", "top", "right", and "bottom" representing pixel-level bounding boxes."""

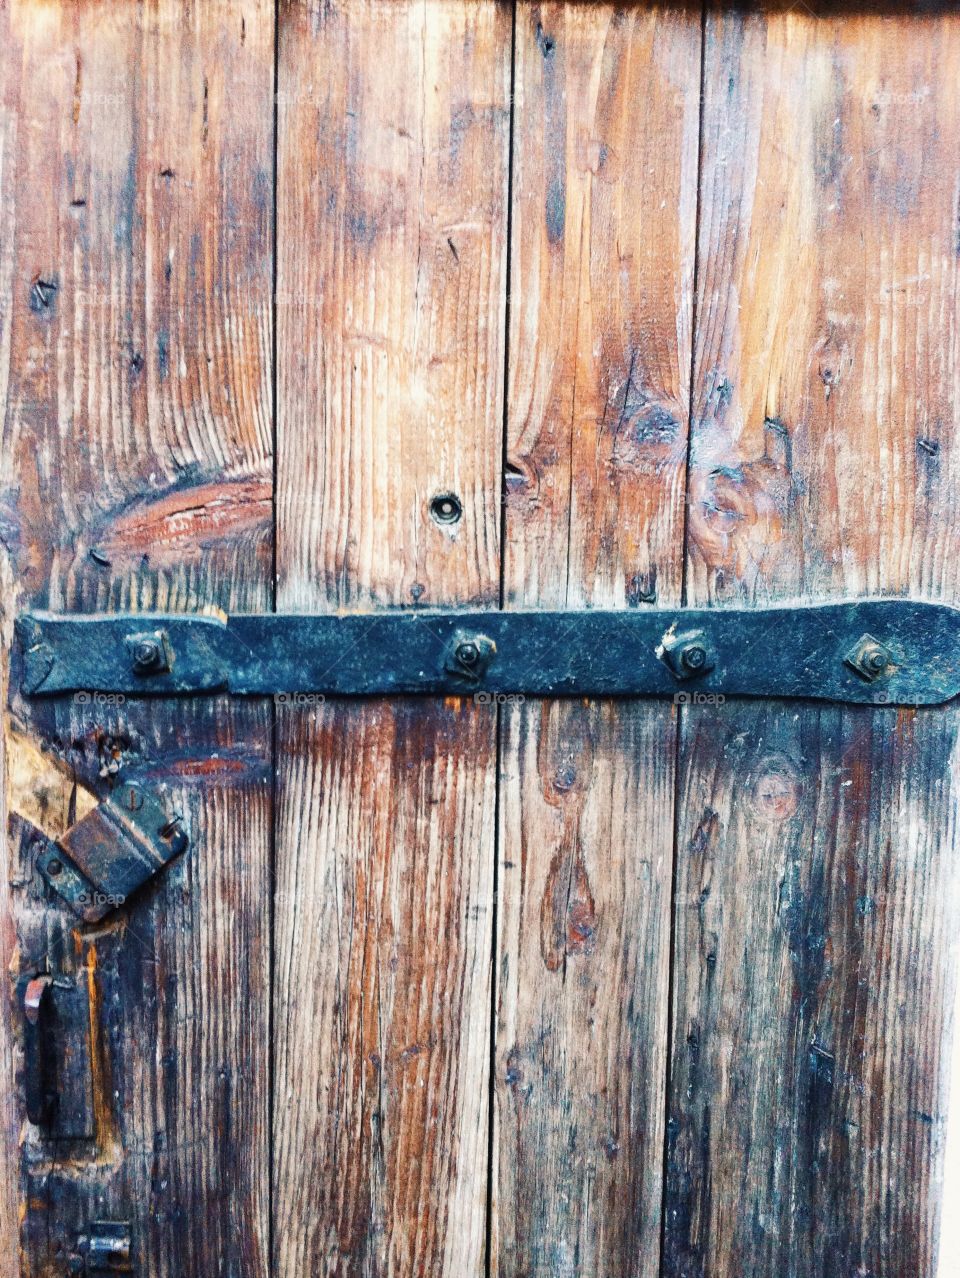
[
  {"left": 681, "top": 644, "right": 708, "bottom": 673},
  {"left": 126, "top": 629, "right": 172, "bottom": 676},
  {"left": 844, "top": 633, "right": 894, "bottom": 683},
  {"left": 456, "top": 641, "right": 480, "bottom": 667},
  {"left": 134, "top": 640, "right": 160, "bottom": 668},
  {"left": 445, "top": 630, "right": 496, "bottom": 681},
  {"left": 658, "top": 627, "right": 716, "bottom": 680}
]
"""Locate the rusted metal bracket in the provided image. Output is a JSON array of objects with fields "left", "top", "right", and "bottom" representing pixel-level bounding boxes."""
[
  {"left": 34, "top": 782, "right": 188, "bottom": 923},
  {"left": 15, "top": 598, "right": 960, "bottom": 706},
  {"left": 80, "top": 1222, "right": 133, "bottom": 1273}
]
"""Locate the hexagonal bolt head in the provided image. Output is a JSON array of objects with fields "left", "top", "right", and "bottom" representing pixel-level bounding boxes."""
[
  {"left": 658, "top": 627, "right": 716, "bottom": 680},
  {"left": 126, "top": 629, "right": 173, "bottom": 676},
  {"left": 445, "top": 630, "right": 496, "bottom": 681},
  {"left": 456, "top": 640, "right": 480, "bottom": 668},
  {"left": 844, "top": 633, "right": 894, "bottom": 682}
]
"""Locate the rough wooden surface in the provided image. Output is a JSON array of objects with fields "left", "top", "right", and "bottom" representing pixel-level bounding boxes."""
[
  {"left": 272, "top": 0, "right": 510, "bottom": 1272},
  {"left": 275, "top": 0, "right": 509, "bottom": 610},
  {"left": 665, "top": 8, "right": 960, "bottom": 1275},
  {"left": 502, "top": 2, "right": 700, "bottom": 614},
  {"left": 0, "top": 1, "right": 274, "bottom": 1273},
  {"left": 494, "top": 5, "right": 701, "bottom": 1274},
  {"left": 4, "top": 1, "right": 960, "bottom": 1274},
  {"left": 496, "top": 698, "right": 678, "bottom": 1277}
]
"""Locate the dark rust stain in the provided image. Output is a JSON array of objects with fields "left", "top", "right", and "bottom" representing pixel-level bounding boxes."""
[
  {"left": 168, "top": 756, "right": 256, "bottom": 780},
  {"left": 29, "top": 275, "right": 58, "bottom": 314},
  {"left": 627, "top": 569, "right": 657, "bottom": 606},
  {"left": 603, "top": 1134, "right": 620, "bottom": 1161},
  {"left": 536, "top": 23, "right": 555, "bottom": 57},
  {"left": 504, "top": 1045, "right": 530, "bottom": 1103},
  {"left": 73, "top": 53, "right": 82, "bottom": 125}
]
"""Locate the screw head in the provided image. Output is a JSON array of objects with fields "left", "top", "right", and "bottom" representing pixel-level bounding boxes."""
[
  {"left": 124, "top": 784, "right": 144, "bottom": 812},
  {"left": 46, "top": 858, "right": 63, "bottom": 877}
]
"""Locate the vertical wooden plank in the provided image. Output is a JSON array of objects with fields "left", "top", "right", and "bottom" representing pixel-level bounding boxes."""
[
  {"left": 497, "top": 697, "right": 679, "bottom": 1277},
  {"left": 0, "top": 2, "right": 273, "bottom": 1273},
  {"left": 667, "top": 9, "right": 960, "bottom": 1275},
  {"left": 273, "top": 1, "right": 510, "bottom": 1273},
  {"left": 0, "top": 2, "right": 23, "bottom": 1267},
  {"left": 939, "top": 970, "right": 960, "bottom": 1272},
  {"left": 495, "top": 5, "right": 701, "bottom": 1274}
]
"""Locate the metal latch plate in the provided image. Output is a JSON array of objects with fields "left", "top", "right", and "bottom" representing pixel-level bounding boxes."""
[{"left": 36, "top": 784, "right": 188, "bottom": 922}]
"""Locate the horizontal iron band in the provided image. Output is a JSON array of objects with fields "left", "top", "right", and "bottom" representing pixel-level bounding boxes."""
[{"left": 16, "top": 599, "right": 960, "bottom": 706}]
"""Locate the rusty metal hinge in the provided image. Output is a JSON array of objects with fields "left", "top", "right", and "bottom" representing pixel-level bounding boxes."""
[
  {"left": 33, "top": 782, "right": 188, "bottom": 923},
  {"left": 14, "top": 598, "right": 960, "bottom": 706},
  {"left": 19, "top": 969, "right": 95, "bottom": 1138}
]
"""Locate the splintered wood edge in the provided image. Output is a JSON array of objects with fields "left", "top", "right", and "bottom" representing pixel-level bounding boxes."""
[{"left": 5, "top": 724, "right": 98, "bottom": 840}]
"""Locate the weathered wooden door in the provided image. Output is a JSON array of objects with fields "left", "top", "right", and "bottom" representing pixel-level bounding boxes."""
[{"left": 3, "top": 1, "right": 960, "bottom": 1275}]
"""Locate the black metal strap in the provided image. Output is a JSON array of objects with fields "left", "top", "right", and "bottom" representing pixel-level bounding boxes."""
[{"left": 15, "top": 599, "right": 960, "bottom": 706}]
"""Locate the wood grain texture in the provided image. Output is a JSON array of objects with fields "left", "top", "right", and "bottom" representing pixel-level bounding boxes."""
[
  {"left": 273, "top": 0, "right": 510, "bottom": 1272},
  {"left": 276, "top": 0, "right": 509, "bottom": 614},
  {"left": 666, "top": 8, "right": 960, "bottom": 1275},
  {"left": 496, "top": 697, "right": 677, "bottom": 1278},
  {"left": 494, "top": 5, "right": 701, "bottom": 1275},
  {"left": 686, "top": 7, "right": 960, "bottom": 608},
  {"left": 273, "top": 699, "right": 497, "bottom": 1276},
  {"left": 503, "top": 1, "right": 699, "bottom": 612},
  {"left": 668, "top": 701, "right": 960, "bottom": 1277},
  {"left": 0, "top": 1, "right": 273, "bottom": 1273},
  {"left": 0, "top": 5, "right": 23, "bottom": 1269}
]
